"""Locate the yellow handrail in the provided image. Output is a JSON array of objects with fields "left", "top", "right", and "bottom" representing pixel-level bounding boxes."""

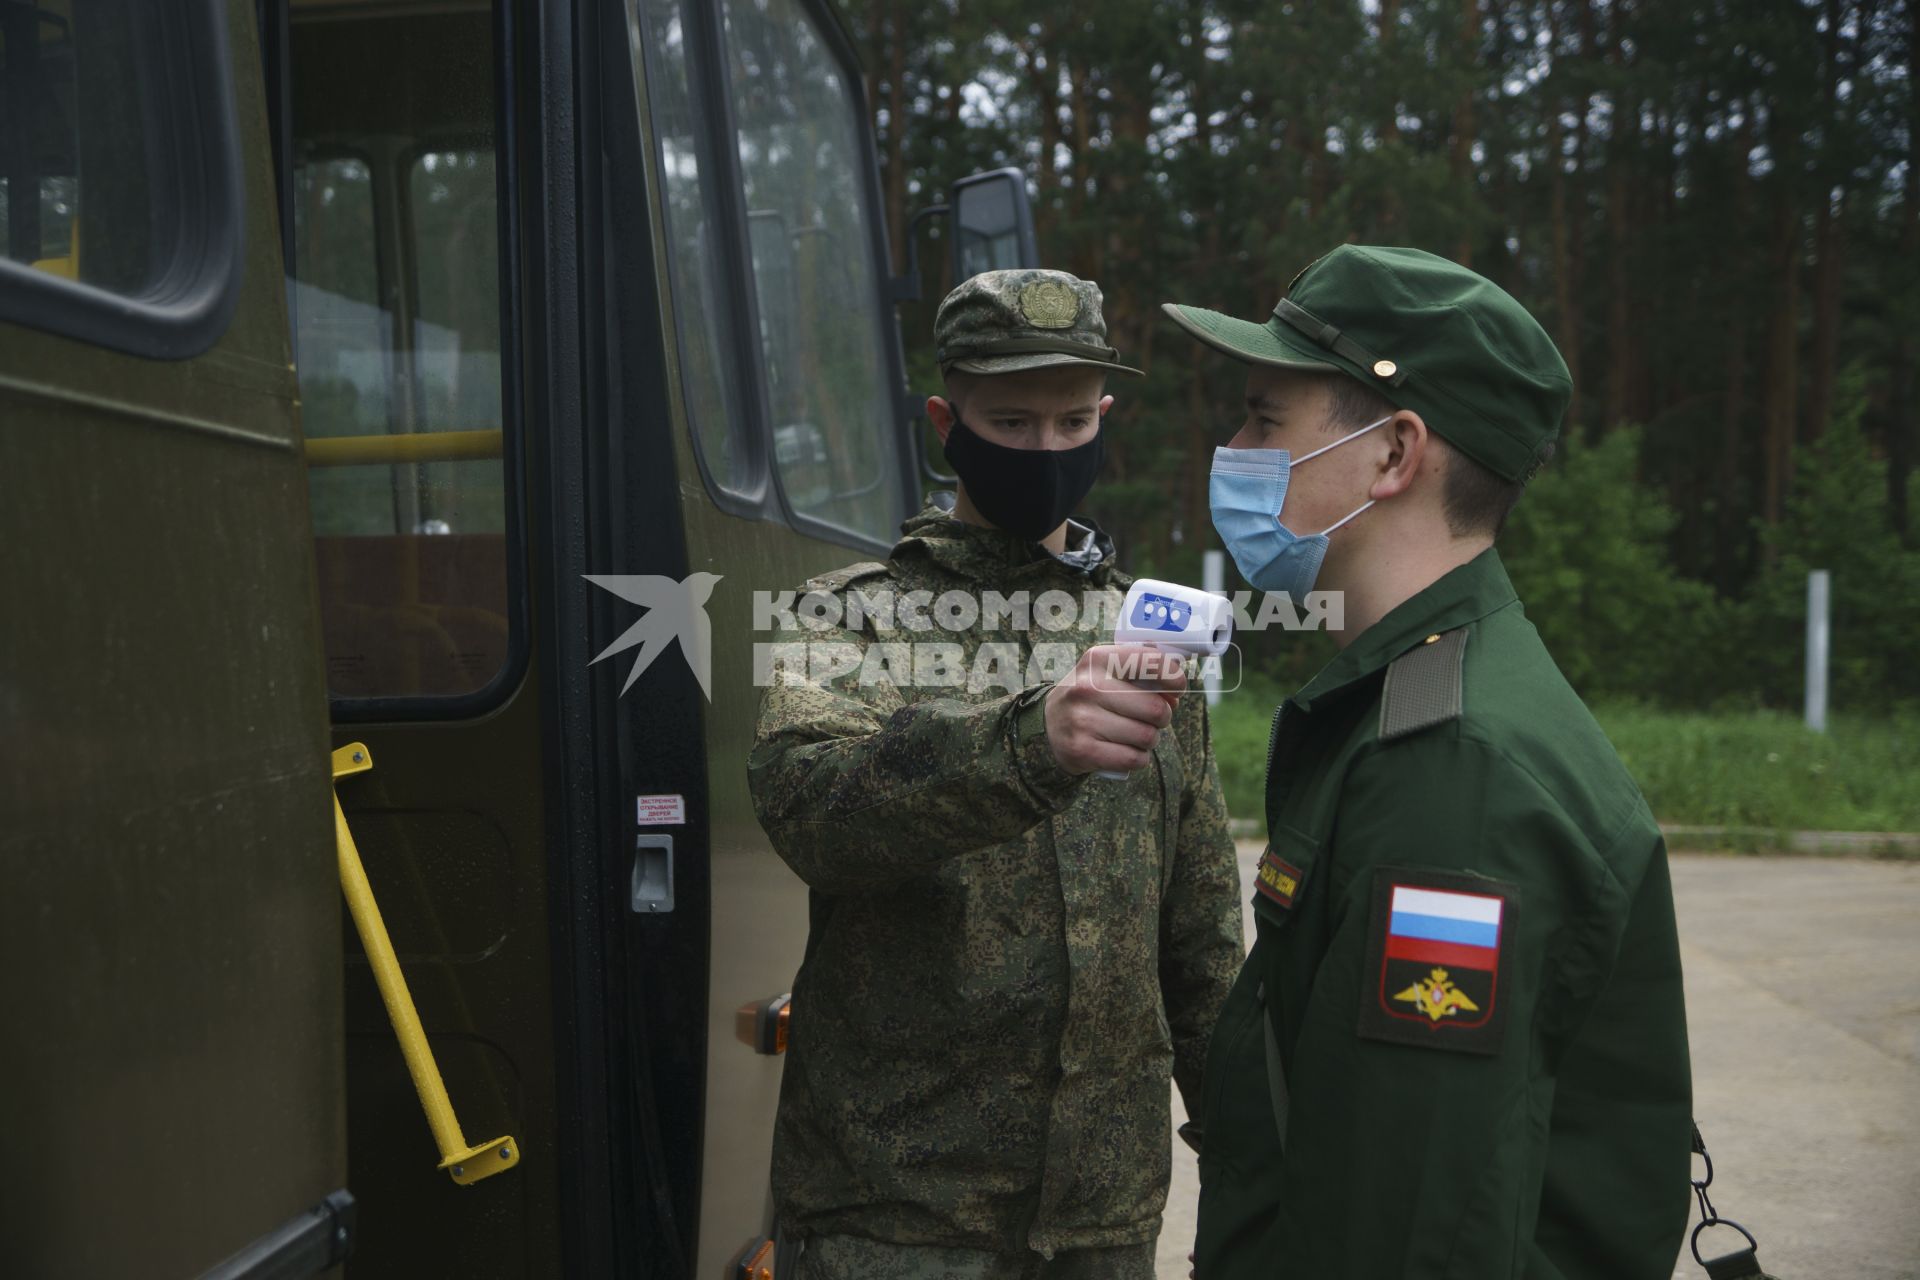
[
  {"left": 331, "top": 742, "right": 520, "bottom": 1186},
  {"left": 305, "top": 429, "right": 504, "bottom": 467}
]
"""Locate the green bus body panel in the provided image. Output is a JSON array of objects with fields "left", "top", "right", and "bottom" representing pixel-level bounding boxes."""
[
  {"left": 0, "top": 2, "right": 347, "bottom": 1277},
  {"left": 686, "top": 496, "right": 852, "bottom": 1279}
]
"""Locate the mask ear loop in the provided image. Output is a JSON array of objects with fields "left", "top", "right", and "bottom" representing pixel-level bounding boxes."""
[
  {"left": 1287, "top": 414, "right": 1392, "bottom": 534},
  {"left": 1315, "top": 498, "right": 1375, "bottom": 537},
  {"left": 1290, "top": 414, "right": 1392, "bottom": 466}
]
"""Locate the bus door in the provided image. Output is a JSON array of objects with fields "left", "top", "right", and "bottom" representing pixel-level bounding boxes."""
[{"left": 272, "top": 1, "right": 554, "bottom": 1274}]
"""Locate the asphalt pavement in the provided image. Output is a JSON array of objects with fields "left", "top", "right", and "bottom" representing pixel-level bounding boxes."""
[{"left": 1156, "top": 843, "right": 1920, "bottom": 1279}]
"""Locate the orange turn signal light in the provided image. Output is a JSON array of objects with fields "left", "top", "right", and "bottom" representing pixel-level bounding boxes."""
[
  {"left": 734, "top": 1235, "right": 775, "bottom": 1279},
  {"left": 735, "top": 993, "right": 791, "bottom": 1055}
]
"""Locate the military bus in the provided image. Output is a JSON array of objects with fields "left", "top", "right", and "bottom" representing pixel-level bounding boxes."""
[{"left": 0, "top": 1, "right": 1034, "bottom": 1275}]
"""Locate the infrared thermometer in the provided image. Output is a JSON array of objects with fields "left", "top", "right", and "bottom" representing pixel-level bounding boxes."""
[{"left": 1095, "top": 578, "right": 1234, "bottom": 780}]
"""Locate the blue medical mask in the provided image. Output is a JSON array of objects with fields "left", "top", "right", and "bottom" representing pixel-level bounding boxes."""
[{"left": 1208, "top": 416, "right": 1389, "bottom": 597}]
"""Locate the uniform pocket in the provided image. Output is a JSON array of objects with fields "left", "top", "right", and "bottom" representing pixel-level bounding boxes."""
[{"left": 1197, "top": 957, "right": 1269, "bottom": 1172}]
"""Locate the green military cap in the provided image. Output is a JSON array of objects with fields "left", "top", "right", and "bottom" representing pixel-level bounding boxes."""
[
  {"left": 1162, "top": 246, "right": 1571, "bottom": 481},
  {"left": 936, "top": 268, "right": 1144, "bottom": 378}
]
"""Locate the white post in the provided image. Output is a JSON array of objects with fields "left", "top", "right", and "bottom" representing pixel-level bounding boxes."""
[
  {"left": 1202, "top": 550, "right": 1225, "bottom": 708},
  {"left": 1805, "top": 569, "right": 1830, "bottom": 733}
]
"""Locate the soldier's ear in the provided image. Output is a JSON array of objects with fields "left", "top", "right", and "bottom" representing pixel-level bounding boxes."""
[
  {"left": 926, "top": 395, "right": 956, "bottom": 443},
  {"left": 1098, "top": 393, "right": 1114, "bottom": 418},
  {"left": 1369, "top": 410, "right": 1429, "bottom": 504}
]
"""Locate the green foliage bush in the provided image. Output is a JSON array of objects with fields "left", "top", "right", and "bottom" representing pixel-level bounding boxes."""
[
  {"left": 1497, "top": 378, "right": 1920, "bottom": 716},
  {"left": 1500, "top": 428, "right": 1731, "bottom": 706},
  {"left": 1734, "top": 373, "right": 1920, "bottom": 708}
]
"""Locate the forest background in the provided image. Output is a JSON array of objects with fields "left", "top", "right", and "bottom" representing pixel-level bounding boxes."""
[{"left": 848, "top": 0, "right": 1920, "bottom": 829}]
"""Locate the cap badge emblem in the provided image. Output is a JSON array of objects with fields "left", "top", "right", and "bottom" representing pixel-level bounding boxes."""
[{"left": 1019, "top": 280, "right": 1079, "bottom": 329}]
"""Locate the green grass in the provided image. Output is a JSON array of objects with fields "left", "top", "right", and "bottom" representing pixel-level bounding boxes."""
[
  {"left": 1209, "top": 690, "right": 1920, "bottom": 835},
  {"left": 1595, "top": 704, "right": 1920, "bottom": 833}
]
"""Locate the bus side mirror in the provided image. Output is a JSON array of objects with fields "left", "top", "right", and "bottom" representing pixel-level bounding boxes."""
[
  {"left": 948, "top": 167, "right": 1037, "bottom": 283},
  {"left": 887, "top": 167, "right": 1039, "bottom": 306}
]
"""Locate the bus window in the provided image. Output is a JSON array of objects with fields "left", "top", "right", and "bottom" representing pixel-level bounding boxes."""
[
  {"left": 0, "top": 1, "right": 242, "bottom": 356},
  {"left": 631, "top": 0, "right": 761, "bottom": 503},
  {"left": 407, "top": 148, "right": 508, "bottom": 543},
  {"left": 720, "top": 0, "right": 905, "bottom": 544},
  {"left": 1, "top": 3, "right": 128, "bottom": 285},
  {"left": 288, "top": 4, "right": 515, "bottom": 706},
  {"left": 294, "top": 155, "right": 389, "bottom": 535}
]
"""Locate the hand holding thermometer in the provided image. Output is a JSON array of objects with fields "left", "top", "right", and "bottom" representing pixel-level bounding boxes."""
[{"left": 1094, "top": 579, "right": 1235, "bottom": 780}]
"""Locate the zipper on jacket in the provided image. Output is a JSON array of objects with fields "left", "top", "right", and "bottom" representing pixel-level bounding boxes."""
[{"left": 1263, "top": 702, "right": 1286, "bottom": 791}]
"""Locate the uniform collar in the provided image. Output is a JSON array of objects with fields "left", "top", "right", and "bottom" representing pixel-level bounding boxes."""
[
  {"left": 897, "top": 492, "right": 1120, "bottom": 587},
  {"left": 1289, "top": 546, "right": 1517, "bottom": 712}
]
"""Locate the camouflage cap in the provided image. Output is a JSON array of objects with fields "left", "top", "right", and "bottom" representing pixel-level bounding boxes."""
[
  {"left": 935, "top": 268, "right": 1145, "bottom": 378},
  {"left": 1162, "top": 245, "right": 1571, "bottom": 482}
]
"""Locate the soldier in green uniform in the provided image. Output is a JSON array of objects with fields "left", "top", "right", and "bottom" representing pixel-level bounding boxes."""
[
  {"left": 1163, "top": 246, "right": 1692, "bottom": 1278},
  {"left": 749, "top": 269, "right": 1242, "bottom": 1279}
]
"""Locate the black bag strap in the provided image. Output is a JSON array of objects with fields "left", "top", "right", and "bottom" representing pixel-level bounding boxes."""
[{"left": 1690, "top": 1122, "right": 1780, "bottom": 1279}]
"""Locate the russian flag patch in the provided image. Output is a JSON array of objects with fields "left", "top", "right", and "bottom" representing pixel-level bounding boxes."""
[{"left": 1357, "top": 868, "right": 1517, "bottom": 1055}]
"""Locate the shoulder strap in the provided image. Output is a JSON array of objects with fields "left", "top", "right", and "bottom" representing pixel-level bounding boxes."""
[
  {"left": 1379, "top": 626, "right": 1469, "bottom": 741},
  {"left": 802, "top": 560, "right": 889, "bottom": 594}
]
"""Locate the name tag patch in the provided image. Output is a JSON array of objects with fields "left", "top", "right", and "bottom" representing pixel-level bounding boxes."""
[
  {"left": 1357, "top": 868, "right": 1516, "bottom": 1055},
  {"left": 1254, "top": 846, "right": 1305, "bottom": 910}
]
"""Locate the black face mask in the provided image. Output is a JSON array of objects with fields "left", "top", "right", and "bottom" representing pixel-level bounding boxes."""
[{"left": 942, "top": 416, "right": 1104, "bottom": 543}]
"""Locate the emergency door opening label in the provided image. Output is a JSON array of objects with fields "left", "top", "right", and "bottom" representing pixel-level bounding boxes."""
[{"left": 636, "top": 794, "right": 687, "bottom": 826}]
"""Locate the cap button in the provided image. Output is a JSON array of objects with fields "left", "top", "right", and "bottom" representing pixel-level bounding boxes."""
[
  {"left": 1423, "top": 633, "right": 1441, "bottom": 645},
  {"left": 1373, "top": 359, "right": 1398, "bottom": 379}
]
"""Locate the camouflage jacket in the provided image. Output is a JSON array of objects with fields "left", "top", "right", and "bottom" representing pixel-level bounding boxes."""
[{"left": 748, "top": 499, "right": 1241, "bottom": 1257}]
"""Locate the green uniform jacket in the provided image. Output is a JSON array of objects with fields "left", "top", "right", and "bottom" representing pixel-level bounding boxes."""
[
  {"left": 749, "top": 501, "right": 1242, "bottom": 1258},
  {"left": 1196, "top": 549, "right": 1691, "bottom": 1279}
]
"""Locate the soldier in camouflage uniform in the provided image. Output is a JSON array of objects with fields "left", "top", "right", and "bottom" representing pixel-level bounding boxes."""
[{"left": 749, "top": 269, "right": 1243, "bottom": 1279}]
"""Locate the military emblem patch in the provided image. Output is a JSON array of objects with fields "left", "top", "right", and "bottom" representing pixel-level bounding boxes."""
[
  {"left": 1254, "top": 846, "right": 1305, "bottom": 910},
  {"left": 1357, "top": 867, "right": 1516, "bottom": 1055},
  {"left": 1019, "top": 280, "right": 1079, "bottom": 329}
]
